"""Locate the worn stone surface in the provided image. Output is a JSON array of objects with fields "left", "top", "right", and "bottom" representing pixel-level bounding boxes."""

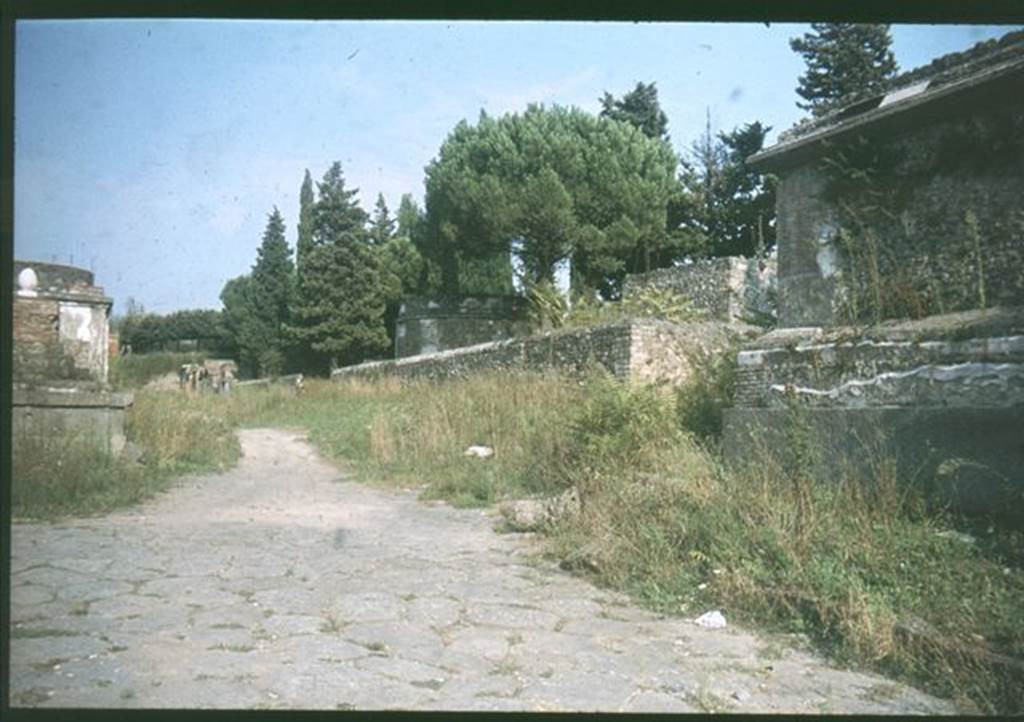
[{"left": 10, "top": 429, "right": 958, "bottom": 713}]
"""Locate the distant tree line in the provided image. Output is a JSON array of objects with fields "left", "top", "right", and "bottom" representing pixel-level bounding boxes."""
[
  {"left": 116, "top": 307, "right": 234, "bottom": 356},
  {"left": 120, "top": 23, "right": 894, "bottom": 378}
]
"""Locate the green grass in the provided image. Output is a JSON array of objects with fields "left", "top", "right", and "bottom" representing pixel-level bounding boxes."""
[
  {"left": 12, "top": 389, "right": 239, "bottom": 520},
  {"left": 13, "top": 363, "right": 1023, "bottom": 713},
  {"left": 235, "top": 368, "right": 1022, "bottom": 715}
]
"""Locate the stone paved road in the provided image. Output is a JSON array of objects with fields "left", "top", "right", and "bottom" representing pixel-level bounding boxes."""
[{"left": 10, "top": 428, "right": 957, "bottom": 713}]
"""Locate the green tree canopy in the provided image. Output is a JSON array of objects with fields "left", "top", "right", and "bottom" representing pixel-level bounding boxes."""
[
  {"left": 119, "top": 308, "right": 233, "bottom": 356},
  {"left": 423, "top": 104, "right": 679, "bottom": 299},
  {"left": 790, "top": 23, "right": 898, "bottom": 116},
  {"left": 220, "top": 274, "right": 261, "bottom": 377},
  {"left": 287, "top": 162, "right": 388, "bottom": 374},
  {"left": 396, "top": 193, "right": 422, "bottom": 241},
  {"left": 243, "top": 207, "right": 295, "bottom": 375},
  {"left": 673, "top": 117, "right": 776, "bottom": 258},
  {"left": 599, "top": 81, "right": 669, "bottom": 142}
]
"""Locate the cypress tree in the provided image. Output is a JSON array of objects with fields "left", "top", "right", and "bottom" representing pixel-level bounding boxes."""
[
  {"left": 296, "top": 169, "right": 315, "bottom": 274},
  {"left": 368, "top": 193, "right": 397, "bottom": 246},
  {"left": 287, "top": 162, "right": 388, "bottom": 374},
  {"left": 790, "top": 24, "right": 898, "bottom": 116}
]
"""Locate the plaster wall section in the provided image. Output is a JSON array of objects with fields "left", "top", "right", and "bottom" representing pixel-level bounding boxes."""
[
  {"left": 12, "top": 387, "right": 133, "bottom": 455},
  {"left": 58, "top": 302, "right": 110, "bottom": 384},
  {"left": 774, "top": 165, "right": 839, "bottom": 326},
  {"left": 725, "top": 307, "right": 1024, "bottom": 516}
]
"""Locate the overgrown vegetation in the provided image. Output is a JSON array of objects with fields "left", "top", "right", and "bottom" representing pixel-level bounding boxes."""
[
  {"left": 12, "top": 390, "right": 238, "bottom": 519},
  {"left": 14, "top": 363, "right": 1022, "bottom": 713},
  {"left": 239, "top": 371, "right": 1022, "bottom": 714},
  {"left": 109, "top": 350, "right": 209, "bottom": 389},
  {"left": 526, "top": 282, "right": 706, "bottom": 332}
]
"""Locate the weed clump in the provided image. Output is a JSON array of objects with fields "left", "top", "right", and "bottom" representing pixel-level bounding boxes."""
[{"left": 12, "top": 389, "right": 240, "bottom": 519}]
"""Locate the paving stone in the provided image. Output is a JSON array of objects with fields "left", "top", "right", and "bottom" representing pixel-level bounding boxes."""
[
  {"left": 324, "top": 591, "right": 406, "bottom": 623},
  {"left": 11, "top": 585, "right": 57, "bottom": 606},
  {"left": 256, "top": 613, "right": 326, "bottom": 637},
  {"left": 403, "top": 595, "right": 463, "bottom": 629},
  {"left": 7, "top": 428, "right": 960, "bottom": 714},
  {"left": 463, "top": 602, "right": 562, "bottom": 630}
]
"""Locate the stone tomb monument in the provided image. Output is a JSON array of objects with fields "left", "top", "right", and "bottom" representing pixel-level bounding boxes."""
[
  {"left": 394, "top": 295, "right": 532, "bottom": 359},
  {"left": 12, "top": 261, "right": 133, "bottom": 454},
  {"left": 723, "top": 31, "right": 1024, "bottom": 516}
]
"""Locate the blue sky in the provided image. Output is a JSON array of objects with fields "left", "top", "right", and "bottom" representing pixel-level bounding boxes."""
[{"left": 14, "top": 20, "right": 1015, "bottom": 314}]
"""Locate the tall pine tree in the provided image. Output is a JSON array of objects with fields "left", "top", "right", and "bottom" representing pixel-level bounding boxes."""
[
  {"left": 296, "top": 169, "right": 315, "bottom": 275},
  {"left": 287, "top": 162, "right": 388, "bottom": 374},
  {"left": 599, "top": 81, "right": 670, "bottom": 142},
  {"left": 248, "top": 207, "right": 295, "bottom": 376},
  {"left": 790, "top": 24, "right": 898, "bottom": 116},
  {"left": 368, "top": 193, "right": 397, "bottom": 246},
  {"left": 396, "top": 193, "right": 421, "bottom": 242},
  {"left": 673, "top": 114, "right": 776, "bottom": 258}
]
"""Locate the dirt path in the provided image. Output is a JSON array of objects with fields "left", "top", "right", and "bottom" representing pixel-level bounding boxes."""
[{"left": 10, "top": 428, "right": 956, "bottom": 713}]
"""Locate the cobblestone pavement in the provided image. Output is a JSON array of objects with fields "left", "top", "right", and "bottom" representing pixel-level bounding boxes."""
[{"left": 10, "top": 428, "right": 956, "bottom": 713}]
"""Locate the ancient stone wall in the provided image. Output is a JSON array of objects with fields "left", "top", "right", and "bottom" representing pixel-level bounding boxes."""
[
  {"left": 394, "top": 295, "right": 532, "bottom": 358},
  {"left": 773, "top": 99, "right": 1024, "bottom": 327},
  {"left": 724, "top": 307, "right": 1024, "bottom": 516},
  {"left": 334, "top": 319, "right": 759, "bottom": 385},
  {"left": 623, "top": 256, "right": 777, "bottom": 324},
  {"left": 12, "top": 387, "right": 133, "bottom": 455}
]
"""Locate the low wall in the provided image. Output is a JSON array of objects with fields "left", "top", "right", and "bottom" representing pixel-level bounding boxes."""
[
  {"left": 334, "top": 318, "right": 760, "bottom": 386},
  {"left": 723, "top": 306, "right": 1024, "bottom": 516},
  {"left": 623, "top": 256, "right": 777, "bottom": 324},
  {"left": 394, "top": 295, "right": 532, "bottom": 358},
  {"left": 12, "top": 385, "right": 134, "bottom": 455},
  {"left": 723, "top": 406, "right": 1024, "bottom": 517}
]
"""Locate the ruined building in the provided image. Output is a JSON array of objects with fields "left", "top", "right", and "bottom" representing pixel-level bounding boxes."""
[
  {"left": 724, "top": 31, "right": 1024, "bottom": 515},
  {"left": 12, "top": 261, "right": 133, "bottom": 454}
]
